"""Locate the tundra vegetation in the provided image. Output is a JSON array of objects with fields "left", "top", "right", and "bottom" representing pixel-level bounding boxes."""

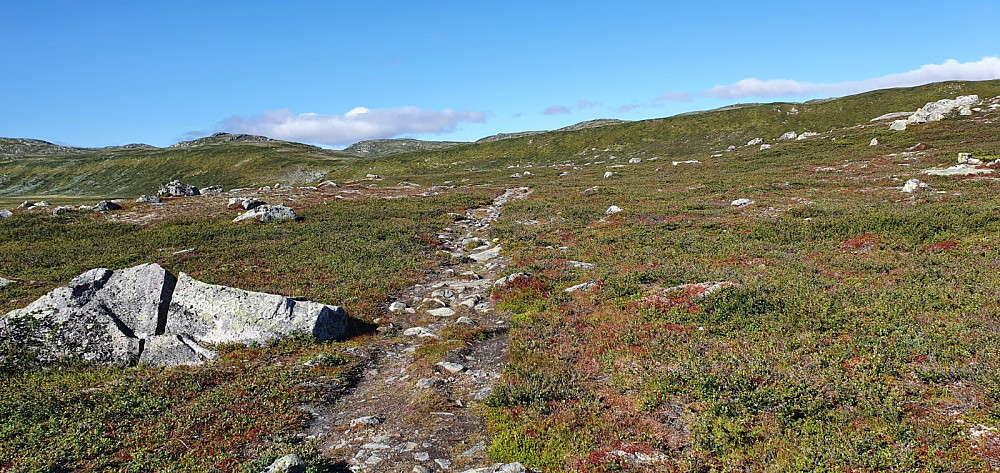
[{"left": 2, "top": 80, "right": 1000, "bottom": 471}]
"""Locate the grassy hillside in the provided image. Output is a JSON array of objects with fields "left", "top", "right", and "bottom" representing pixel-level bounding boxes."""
[
  {"left": 330, "top": 80, "right": 1000, "bottom": 181},
  {"left": 0, "top": 140, "right": 354, "bottom": 198}
]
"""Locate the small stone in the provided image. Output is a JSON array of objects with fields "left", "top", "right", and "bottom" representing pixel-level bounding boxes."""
[
  {"left": 907, "top": 143, "right": 926, "bottom": 152},
  {"left": 605, "top": 205, "right": 622, "bottom": 215},
  {"left": 435, "top": 361, "right": 465, "bottom": 374},
  {"left": 350, "top": 415, "right": 383, "bottom": 427},
  {"left": 261, "top": 454, "right": 306, "bottom": 473},
  {"left": 413, "top": 466, "right": 431, "bottom": 473},
  {"left": 403, "top": 327, "right": 437, "bottom": 338},
  {"left": 456, "top": 316, "right": 475, "bottom": 325},
  {"left": 416, "top": 378, "right": 438, "bottom": 388},
  {"left": 778, "top": 131, "right": 797, "bottom": 140},
  {"left": 746, "top": 138, "right": 763, "bottom": 146},
  {"left": 603, "top": 171, "right": 613, "bottom": 179},
  {"left": 731, "top": 198, "right": 755, "bottom": 208},
  {"left": 901, "top": 178, "right": 928, "bottom": 193},
  {"left": 435, "top": 458, "right": 452, "bottom": 469},
  {"left": 389, "top": 301, "right": 407, "bottom": 312},
  {"left": 365, "top": 455, "right": 383, "bottom": 465},
  {"left": 414, "top": 452, "right": 430, "bottom": 462},
  {"left": 136, "top": 195, "right": 162, "bottom": 204},
  {"left": 628, "top": 157, "right": 641, "bottom": 163},
  {"left": 564, "top": 281, "right": 596, "bottom": 293},
  {"left": 428, "top": 307, "right": 456, "bottom": 317},
  {"left": 890, "top": 120, "right": 907, "bottom": 131},
  {"left": 0, "top": 209, "right": 12, "bottom": 219},
  {"left": 759, "top": 144, "right": 772, "bottom": 151},
  {"left": 869, "top": 138, "right": 880, "bottom": 146},
  {"left": 580, "top": 186, "right": 600, "bottom": 195}
]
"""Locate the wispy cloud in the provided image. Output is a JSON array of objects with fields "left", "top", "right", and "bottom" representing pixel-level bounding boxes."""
[
  {"left": 543, "top": 105, "right": 571, "bottom": 115},
  {"left": 704, "top": 57, "right": 1000, "bottom": 99},
  {"left": 613, "top": 103, "right": 642, "bottom": 113},
  {"left": 656, "top": 92, "right": 693, "bottom": 102},
  {"left": 219, "top": 106, "right": 487, "bottom": 146}
]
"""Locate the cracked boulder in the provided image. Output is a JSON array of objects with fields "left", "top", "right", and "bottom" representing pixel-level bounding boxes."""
[
  {"left": 166, "top": 272, "right": 346, "bottom": 345},
  {"left": 1, "top": 264, "right": 347, "bottom": 369}
]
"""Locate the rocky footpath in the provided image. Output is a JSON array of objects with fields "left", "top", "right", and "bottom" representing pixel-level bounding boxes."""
[
  {"left": 0, "top": 263, "right": 346, "bottom": 368},
  {"left": 300, "top": 188, "right": 534, "bottom": 472}
]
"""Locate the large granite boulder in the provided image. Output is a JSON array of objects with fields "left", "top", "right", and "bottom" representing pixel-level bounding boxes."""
[
  {"left": 1, "top": 264, "right": 347, "bottom": 369},
  {"left": 166, "top": 273, "right": 346, "bottom": 345}
]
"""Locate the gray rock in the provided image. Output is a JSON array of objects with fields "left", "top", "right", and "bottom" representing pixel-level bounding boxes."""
[
  {"left": 889, "top": 120, "right": 907, "bottom": 131},
  {"left": 94, "top": 201, "right": 122, "bottom": 212},
  {"left": 389, "top": 301, "right": 407, "bottom": 312},
  {"left": 731, "top": 198, "right": 755, "bottom": 208},
  {"left": 759, "top": 144, "right": 772, "bottom": 151},
  {"left": 796, "top": 132, "right": 819, "bottom": 140},
  {"left": 18, "top": 201, "right": 34, "bottom": 209},
  {"left": 200, "top": 185, "right": 223, "bottom": 195},
  {"left": 435, "top": 361, "right": 465, "bottom": 374},
  {"left": 413, "top": 466, "right": 431, "bottom": 473},
  {"left": 52, "top": 206, "right": 74, "bottom": 216},
  {"left": 318, "top": 180, "right": 339, "bottom": 188},
  {"left": 921, "top": 164, "right": 993, "bottom": 176},
  {"left": 778, "top": 131, "right": 797, "bottom": 140},
  {"left": 435, "top": 458, "right": 452, "bottom": 469},
  {"left": 233, "top": 204, "right": 297, "bottom": 223},
  {"left": 158, "top": 180, "right": 200, "bottom": 197},
  {"left": 228, "top": 197, "right": 266, "bottom": 210},
  {"left": 166, "top": 272, "right": 347, "bottom": 345},
  {"left": 726, "top": 145, "right": 736, "bottom": 151},
  {"left": 350, "top": 415, "right": 383, "bottom": 427},
  {"left": 605, "top": 205, "right": 622, "bottom": 215},
  {"left": 494, "top": 272, "right": 532, "bottom": 288},
  {"left": 580, "top": 186, "right": 600, "bottom": 195},
  {"left": 461, "top": 463, "right": 528, "bottom": 473},
  {"left": 261, "top": 453, "right": 306, "bottom": 473},
  {"left": 628, "top": 157, "right": 641, "bottom": 164},
  {"left": 428, "top": 307, "right": 456, "bottom": 318},
  {"left": 564, "top": 281, "right": 596, "bottom": 293},
  {"left": 907, "top": 95, "right": 979, "bottom": 124},
  {"left": 469, "top": 246, "right": 501, "bottom": 262},
  {"left": 0, "top": 209, "right": 11, "bottom": 219},
  {"left": 136, "top": 195, "right": 162, "bottom": 204},
  {"left": 413, "top": 452, "right": 431, "bottom": 462},
  {"left": 139, "top": 334, "right": 205, "bottom": 367},
  {"left": 746, "top": 138, "right": 763, "bottom": 146},
  {"left": 603, "top": 171, "right": 613, "bottom": 179},
  {"left": 0, "top": 277, "right": 12, "bottom": 289},
  {"left": 869, "top": 138, "right": 880, "bottom": 146},
  {"left": 901, "top": 179, "right": 928, "bottom": 193},
  {"left": 403, "top": 327, "right": 438, "bottom": 338},
  {"left": 35, "top": 201, "right": 50, "bottom": 207}
]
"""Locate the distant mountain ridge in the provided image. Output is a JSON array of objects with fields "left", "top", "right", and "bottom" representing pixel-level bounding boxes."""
[{"left": 344, "top": 138, "right": 467, "bottom": 158}]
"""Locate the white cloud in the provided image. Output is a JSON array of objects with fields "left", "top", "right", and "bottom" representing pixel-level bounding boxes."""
[
  {"left": 543, "top": 105, "right": 571, "bottom": 115},
  {"left": 220, "top": 106, "right": 487, "bottom": 146},
  {"left": 704, "top": 57, "right": 1000, "bottom": 99}
]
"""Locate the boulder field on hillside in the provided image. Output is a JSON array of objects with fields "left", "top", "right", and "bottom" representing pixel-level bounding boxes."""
[{"left": 0, "top": 263, "right": 347, "bottom": 368}]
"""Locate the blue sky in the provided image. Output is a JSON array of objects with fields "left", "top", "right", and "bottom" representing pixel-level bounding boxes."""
[{"left": 2, "top": 1, "right": 999, "bottom": 148}]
